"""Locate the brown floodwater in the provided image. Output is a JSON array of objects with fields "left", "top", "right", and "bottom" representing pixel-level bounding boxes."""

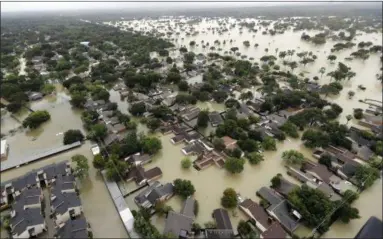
[{"left": 109, "top": 17, "right": 382, "bottom": 237}]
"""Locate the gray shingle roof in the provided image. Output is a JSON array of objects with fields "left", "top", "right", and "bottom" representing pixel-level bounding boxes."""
[
  {"left": 257, "top": 187, "right": 283, "bottom": 206},
  {"left": 56, "top": 217, "right": 88, "bottom": 238},
  {"left": 164, "top": 211, "right": 193, "bottom": 237},
  {"left": 268, "top": 200, "right": 299, "bottom": 233},
  {"left": 213, "top": 208, "right": 233, "bottom": 230},
  {"left": 11, "top": 204, "right": 44, "bottom": 236}
]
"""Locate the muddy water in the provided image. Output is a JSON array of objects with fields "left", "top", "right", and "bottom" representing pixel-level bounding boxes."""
[
  {"left": 111, "top": 18, "right": 382, "bottom": 237},
  {"left": 1, "top": 87, "right": 127, "bottom": 238}
]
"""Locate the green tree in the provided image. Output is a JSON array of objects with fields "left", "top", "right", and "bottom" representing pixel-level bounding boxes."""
[
  {"left": 91, "top": 123, "right": 108, "bottom": 140},
  {"left": 247, "top": 152, "right": 264, "bottom": 165},
  {"left": 280, "top": 121, "right": 299, "bottom": 138},
  {"left": 147, "top": 118, "right": 161, "bottom": 131},
  {"left": 140, "top": 136, "right": 162, "bottom": 154},
  {"left": 178, "top": 81, "right": 189, "bottom": 91},
  {"left": 70, "top": 92, "right": 87, "bottom": 108},
  {"left": 221, "top": 188, "right": 238, "bottom": 208},
  {"left": 224, "top": 157, "right": 245, "bottom": 174},
  {"left": 319, "top": 154, "right": 333, "bottom": 169},
  {"left": 302, "top": 129, "right": 330, "bottom": 148},
  {"left": 63, "top": 129, "right": 84, "bottom": 145},
  {"left": 130, "top": 102, "right": 146, "bottom": 116},
  {"left": 262, "top": 136, "right": 277, "bottom": 151},
  {"left": 105, "top": 155, "right": 129, "bottom": 182},
  {"left": 173, "top": 179, "right": 196, "bottom": 198},
  {"left": 353, "top": 108, "right": 364, "bottom": 119},
  {"left": 282, "top": 150, "right": 305, "bottom": 166},
  {"left": 42, "top": 84, "right": 56, "bottom": 95},
  {"left": 93, "top": 154, "right": 107, "bottom": 169},
  {"left": 354, "top": 165, "right": 380, "bottom": 190},
  {"left": 237, "top": 220, "right": 252, "bottom": 236},
  {"left": 213, "top": 138, "right": 226, "bottom": 151},
  {"left": 22, "top": 110, "right": 51, "bottom": 129},
  {"left": 72, "top": 154, "right": 89, "bottom": 180},
  {"left": 197, "top": 110, "right": 209, "bottom": 128},
  {"left": 181, "top": 157, "right": 192, "bottom": 169},
  {"left": 271, "top": 174, "right": 282, "bottom": 188}
]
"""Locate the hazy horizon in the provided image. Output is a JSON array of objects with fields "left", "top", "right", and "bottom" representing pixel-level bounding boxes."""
[{"left": 1, "top": 0, "right": 376, "bottom": 13}]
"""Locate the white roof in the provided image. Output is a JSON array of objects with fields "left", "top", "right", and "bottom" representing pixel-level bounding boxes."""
[
  {"left": 1, "top": 140, "right": 7, "bottom": 154},
  {"left": 120, "top": 208, "right": 134, "bottom": 232},
  {"left": 91, "top": 146, "right": 100, "bottom": 156}
]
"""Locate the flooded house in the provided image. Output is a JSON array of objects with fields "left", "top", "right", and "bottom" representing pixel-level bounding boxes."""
[
  {"left": 205, "top": 208, "right": 234, "bottom": 238},
  {"left": 194, "top": 150, "right": 226, "bottom": 170},
  {"left": 124, "top": 153, "right": 151, "bottom": 166},
  {"left": 50, "top": 175, "right": 83, "bottom": 226},
  {"left": 247, "top": 98, "right": 265, "bottom": 113},
  {"left": 208, "top": 111, "right": 224, "bottom": 127},
  {"left": 1, "top": 161, "right": 71, "bottom": 205},
  {"left": 221, "top": 136, "right": 238, "bottom": 151},
  {"left": 256, "top": 187, "right": 300, "bottom": 234},
  {"left": 239, "top": 197, "right": 289, "bottom": 239},
  {"left": 10, "top": 188, "right": 46, "bottom": 238},
  {"left": 170, "top": 130, "right": 200, "bottom": 144},
  {"left": 180, "top": 107, "right": 201, "bottom": 122},
  {"left": 164, "top": 196, "right": 195, "bottom": 238},
  {"left": 55, "top": 217, "right": 91, "bottom": 239},
  {"left": 134, "top": 181, "right": 174, "bottom": 208},
  {"left": 126, "top": 165, "right": 163, "bottom": 186},
  {"left": 272, "top": 177, "right": 299, "bottom": 198}
]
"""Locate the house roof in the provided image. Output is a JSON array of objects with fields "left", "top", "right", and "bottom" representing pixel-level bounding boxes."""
[
  {"left": 354, "top": 216, "right": 383, "bottom": 239},
  {"left": 274, "top": 177, "right": 299, "bottom": 198},
  {"left": 240, "top": 199, "right": 270, "bottom": 229},
  {"left": 212, "top": 208, "right": 233, "bottom": 230},
  {"left": 135, "top": 181, "right": 173, "bottom": 206},
  {"left": 316, "top": 182, "right": 342, "bottom": 202},
  {"left": 339, "top": 162, "right": 359, "bottom": 178},
  {"left": 208, "top": 111, "right": 224, "bottom": 125},
  {"left": 180, "top": 197, "right": 195, "bottom": 218},
  {"left": 261, "top": 221, "right": 287, "bottom": 239},
  {"left": 144, "top": 167, "right": 163, "bottom": 181},
  {"left": 268, "top": 200, "right": 300, "bottom": 233},
  {"left": 18, "top": 187, "right": 41, "bottom": 206},
  {"left": 257, "top": 187, "right": 283, "bottom": 206},
  {"left": 164, "top": 211, "right": 193, "bottom": 237},
  {"left": 302, "top": 162, "right": 337, "bottom": 184},
  {"left": 126, "top": 154, "right": 151, "bottom": 165},
  {"left": 126, "top": 166, "right": 146, "bottom": 184},
  {"left": 56, "top": 217, "right": 88, "bottom": 238},
  {"left": 221, "top": 136, "right": 237, "bottom": 149},
  {"left": 11, "top": 203, "right": 44, "bottom": 236},
  {"left": 51, "top": 189, "right": 82, "bottom": 215}
]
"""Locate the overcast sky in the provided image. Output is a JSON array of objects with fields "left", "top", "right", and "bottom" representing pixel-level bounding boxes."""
[{"left": 0, "top": 0, "right": 366, "bottom": 13}]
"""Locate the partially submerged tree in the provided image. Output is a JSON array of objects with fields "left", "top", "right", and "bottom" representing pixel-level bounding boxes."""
[
  {"left": 72, "top": 154, "right": 89, "bottom": 180},
  {"left": 221, "top": 188, "right": 238, "bottom": 208}
]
